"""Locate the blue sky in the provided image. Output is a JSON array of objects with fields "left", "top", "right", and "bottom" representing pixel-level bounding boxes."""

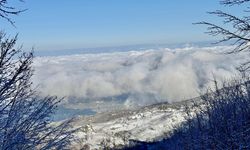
[{"left": 0, "top": 0, "right": 243, "bottom": 51}]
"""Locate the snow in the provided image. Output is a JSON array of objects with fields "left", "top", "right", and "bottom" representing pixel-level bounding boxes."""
[{"left": 71, "top": 102, "right": 190, "bottom": 149}]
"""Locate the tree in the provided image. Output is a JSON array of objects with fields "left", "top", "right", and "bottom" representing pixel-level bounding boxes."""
[
  {"left": 0, "top": 0, "right": 26, "bottom": 25},
  {"left": 0, "top": 1, "right": 76, "bottom": 149},
  {"left": 197, "top": 0, "right": 250, "bottom": 71}
]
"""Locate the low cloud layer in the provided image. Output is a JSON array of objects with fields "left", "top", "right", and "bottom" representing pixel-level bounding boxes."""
[{"left": 32, "top": 46, "right": 248, "bottom": 111}]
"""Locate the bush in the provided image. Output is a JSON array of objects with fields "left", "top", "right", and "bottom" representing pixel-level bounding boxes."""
[
  {"left": 0, "top": 33, "right": 75, "bottom": 149},
  {"left": 124, "top": 75, "right": 250, "bottom": 149}
]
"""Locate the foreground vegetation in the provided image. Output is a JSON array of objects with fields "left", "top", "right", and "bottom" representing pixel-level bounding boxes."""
[
  {"left": 0, "top": 1, "right": 76, "bottom": 149},
  {"left": 123, "top": 75, "right": 250, "bottom": 149}
]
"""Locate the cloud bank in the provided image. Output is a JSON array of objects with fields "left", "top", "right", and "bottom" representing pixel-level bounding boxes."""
[{"left": 32, "top": 46, "right": 248, "bottom": 111}]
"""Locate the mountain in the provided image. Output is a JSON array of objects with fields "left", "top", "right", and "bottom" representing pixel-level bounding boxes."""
[{"left": 69, "top": 98, "right": 200, "bottom": 149}]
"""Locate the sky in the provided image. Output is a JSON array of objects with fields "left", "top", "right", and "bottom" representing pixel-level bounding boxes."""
[{"left": 0, "top": 0, "right": 245, "bottom": 51}]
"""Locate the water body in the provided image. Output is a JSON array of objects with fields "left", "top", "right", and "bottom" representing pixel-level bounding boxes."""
[{"left": 52, "top": 106, "right": 96, "bottom": 121}]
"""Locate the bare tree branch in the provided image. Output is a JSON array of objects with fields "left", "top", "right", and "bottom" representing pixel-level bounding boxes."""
[
  {"left": 220, "top": 0, "right": 250, "bottom": 5},
  {"left": 0, "top": 0, "right": 26, "bottom": 25},
  {"left": 196, "top": 1, "right": 250, "bottom": 71},
  {"left": 0, "top": 32, "right": 76, "bottom": 149}
]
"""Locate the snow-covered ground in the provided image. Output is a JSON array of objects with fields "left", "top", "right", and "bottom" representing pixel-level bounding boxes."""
[{"left": 70, "top": 99, "right": 198, "bottom": 149}]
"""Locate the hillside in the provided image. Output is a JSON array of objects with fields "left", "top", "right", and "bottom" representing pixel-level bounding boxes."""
[{"left": 70, "top": 98, "right": 200, "bottom": 149}]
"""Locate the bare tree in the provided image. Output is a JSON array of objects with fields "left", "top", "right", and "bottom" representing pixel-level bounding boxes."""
[
  {"left": 0, "top": 0, "right": 26, "bottom": 25},
  {"left": 125, "top": 77, "right": 250, "bottom": 149},
  {"left": 220, "top": 0, "right": 250, "bottom": 5},
  {"left": 0, "top": 32, "right": 76, "bottom": 150},
  {"left": 196, "top": 0, "right": 250, "bottom": 71},
  {"left": 0, "top": 1, "right": 77, "bottom": 149}
]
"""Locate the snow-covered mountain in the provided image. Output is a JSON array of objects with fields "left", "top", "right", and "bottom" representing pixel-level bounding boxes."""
[{"left": 70, "top": 98, "right": 200, "bottom": 149}]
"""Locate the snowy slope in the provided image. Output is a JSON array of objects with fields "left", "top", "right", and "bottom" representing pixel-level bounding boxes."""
[{"left": 70, "top": 99, "right": 198, "bottom": 149}]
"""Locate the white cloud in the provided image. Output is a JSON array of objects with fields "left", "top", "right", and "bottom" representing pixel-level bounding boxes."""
[{"left": 32, "top": 46, "right": 247, "bottom": 110}]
